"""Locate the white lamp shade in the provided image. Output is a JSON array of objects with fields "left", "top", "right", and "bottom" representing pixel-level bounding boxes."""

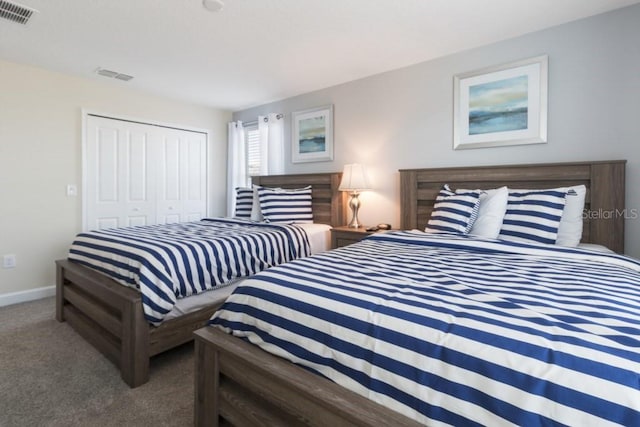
[{"left": 339, "top": 163, "right": 370, "bottom": 191}]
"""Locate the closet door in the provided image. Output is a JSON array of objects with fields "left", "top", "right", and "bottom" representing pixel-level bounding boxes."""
[
  {"left": 85, "top": 116, "right": 156, "bottom": 230},
  {"left": 84, "top": 115, "right": 208, "bottom": 231},
  {"left": 156, "top": 127, "right": 208, "bottom": 224}
]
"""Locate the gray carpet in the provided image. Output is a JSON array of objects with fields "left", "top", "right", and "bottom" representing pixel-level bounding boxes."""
[{"left": 0, "top": 297, "right": 193, "bottom": 426}]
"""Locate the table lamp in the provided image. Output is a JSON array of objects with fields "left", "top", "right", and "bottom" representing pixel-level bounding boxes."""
[{"left": 339, "top": 163, "right": 371, "bottom": 228}]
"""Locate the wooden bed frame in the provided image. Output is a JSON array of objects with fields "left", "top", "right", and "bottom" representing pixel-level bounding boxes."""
[
  {"left": 400, "top": 160, "right": 626, "bottom": 253},
  {"left": 56, "top": 172, "right": 346, "bottom": 388},
  {"left": 194, "top": 160, "right": 626, "bottom": 426}
]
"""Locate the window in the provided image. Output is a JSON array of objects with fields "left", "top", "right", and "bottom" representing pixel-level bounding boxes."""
[{"left": 244, "top": 121, "right": 261, "bottom": 177}]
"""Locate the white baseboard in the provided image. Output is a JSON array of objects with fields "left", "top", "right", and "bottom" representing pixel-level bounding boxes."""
[{"left": 0, "top": 285, "right": 56, "bottom": 307}]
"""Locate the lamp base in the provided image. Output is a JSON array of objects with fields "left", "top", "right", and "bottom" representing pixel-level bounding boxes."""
[{"left": 347, "top": 191, "right": 362, "bottom": 228}]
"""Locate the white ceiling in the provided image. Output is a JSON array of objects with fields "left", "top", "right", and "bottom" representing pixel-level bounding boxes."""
[{"left": 1, "top": 0, "right": 638, "bottom": 111}]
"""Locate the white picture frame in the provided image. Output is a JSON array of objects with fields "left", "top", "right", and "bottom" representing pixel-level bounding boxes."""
[
  {"left": 291, "top": 105, "right": 334, "bottom": 163},
  {"left": 453, "top": 55, "right": 548, "bottom": 150}
]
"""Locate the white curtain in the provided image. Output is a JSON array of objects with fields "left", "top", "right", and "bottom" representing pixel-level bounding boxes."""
[
  {"left": 227, "top": 121, "right": 246, "bottom": 217},
  {"left": 258, "top": 113, "right": 284, "bottom": 175}
]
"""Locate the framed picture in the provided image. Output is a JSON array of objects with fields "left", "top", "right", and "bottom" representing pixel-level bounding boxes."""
[
  {"left": 291, "top": 105, "right": 334, "bottom": 163},
  {"left": 453, "top": 55, "right": 548, "bottom": 150}
]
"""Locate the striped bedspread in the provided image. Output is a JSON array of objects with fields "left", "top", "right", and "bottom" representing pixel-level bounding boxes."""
[
  {"left": 68, "top": 218, "right": 310, "bottom": 325},
  {"left": 210, "top": 230, "right": 640, "bottom": 426}
]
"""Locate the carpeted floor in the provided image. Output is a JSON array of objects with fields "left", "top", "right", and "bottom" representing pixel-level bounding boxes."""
[{"left": 0, "top": 297, "right": 193, "bottom": 426}]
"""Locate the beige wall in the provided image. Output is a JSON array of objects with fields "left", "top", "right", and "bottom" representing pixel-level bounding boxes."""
[{"left": 0, "top": 60, "right": 231, "bottom": 296}]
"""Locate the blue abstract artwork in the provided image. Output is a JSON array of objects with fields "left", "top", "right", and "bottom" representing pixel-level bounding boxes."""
[
  {"left": 298, "top": 115, "right": 326, "bottom": 153},
  {"left": 468, "top": 75, "right": 528, "bottom": 135}
]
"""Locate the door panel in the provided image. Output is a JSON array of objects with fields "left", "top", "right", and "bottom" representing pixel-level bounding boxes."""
[
  {"left": 127, "top": 132, "right": 148, "bottom": 202},
  {"left": 88, "top": 121, "right": 123, "bottom": 229},
  {"left": 97, "top": 127, "right": 118, "bottom": 203},
  {"left": 86, "top": 116, "right": 156, "bottom": 230},
  {"left": 122, "top": 125, "right": 155, "bottom": 227},
  {"left": 182, "top": 132, "right": 208, "bottom": 221},
  {"left": 156, "top": 131, "right": 182, "bottom": 224},
  {"left": 156, "top": 128, "right": 207, "bottom": 224},
  {"left": 96, "top": 217, "right": 119, "bottom": 230}
]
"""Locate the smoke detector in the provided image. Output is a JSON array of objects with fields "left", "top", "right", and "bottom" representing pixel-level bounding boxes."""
[
  {"left": 0, "top": 0, "right": 37, "bottom": 25},
  {"left": 203, "top": 0, "right": 224, "bottom": 12}
]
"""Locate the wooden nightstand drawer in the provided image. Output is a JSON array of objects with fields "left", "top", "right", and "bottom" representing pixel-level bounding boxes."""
[{"left": 330, "top": 226, "right": 375, "bottom": 249}]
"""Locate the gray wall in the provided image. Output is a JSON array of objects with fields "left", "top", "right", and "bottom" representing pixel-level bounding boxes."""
[{"left": 233, "top": 4, "right": 640, "bottom": 257}]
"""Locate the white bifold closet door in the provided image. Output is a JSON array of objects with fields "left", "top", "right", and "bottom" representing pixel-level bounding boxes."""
[{"left": 85, "top": 115, "right": 208, "bottom": 231}]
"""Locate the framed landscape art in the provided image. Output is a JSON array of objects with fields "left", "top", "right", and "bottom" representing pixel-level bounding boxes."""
[
  {"left": 453, "top": 55, "right": 548, "bottom": 150},
  {"left": 291, "top": 105, "right": 334, "bottom": 163}
]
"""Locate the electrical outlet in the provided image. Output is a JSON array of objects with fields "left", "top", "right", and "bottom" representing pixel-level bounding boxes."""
[{"left": 3, "top": 254, "right": 16, "bottom": 269}]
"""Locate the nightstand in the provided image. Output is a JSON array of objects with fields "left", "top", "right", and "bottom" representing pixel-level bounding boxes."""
[{"left": 330, "top": 226, "right": 375, "bottom": 249}]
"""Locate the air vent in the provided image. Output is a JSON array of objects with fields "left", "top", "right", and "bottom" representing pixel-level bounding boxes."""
[
  {"left": 95, "top": 68, "right": 134, "bottom": 82},
  {"left": 96, "top": 69, "right": 118, "bottom": 78},
  {"left": 0, "top": 0, "right": 37, "bottom": 25},
  {"left": 114, "top": 73, "right": 133, "bottom": 81}
]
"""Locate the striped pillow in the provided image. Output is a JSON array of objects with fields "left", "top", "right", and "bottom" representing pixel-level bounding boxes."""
[
  {"left": 234, "top": 187, "right": 254, "bottom": 219},
  {"left": 258, "top": 186, "right": 313, "bottom": 223},
  {"left": 425, "top": 185, "right": 481, "bottom": 234},
  {"left": 499, "top": 189, "right": 567, "bottom": 245}
]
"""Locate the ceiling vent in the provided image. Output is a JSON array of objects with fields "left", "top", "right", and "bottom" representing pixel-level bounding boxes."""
[
  {"left": 0, "top": 0, "right": 37, "bottom": 25},
  {"left": 95, "top": 68, "right": 134, "bottom": 82}
]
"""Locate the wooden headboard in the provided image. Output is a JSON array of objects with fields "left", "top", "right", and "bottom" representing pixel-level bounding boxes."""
[
  {"left": 252, "top": 172, "right": 347, "bottom": 227},
  {"left": 400, "top": 160, "right": 626, "bottom": 253}
]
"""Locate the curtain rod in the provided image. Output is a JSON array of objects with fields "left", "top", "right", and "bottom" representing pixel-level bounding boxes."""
[{"left": 235, "top": 113, "right": 283, "bottom": 127}]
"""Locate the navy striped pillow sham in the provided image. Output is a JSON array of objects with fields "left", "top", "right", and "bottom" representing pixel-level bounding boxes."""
[
  {"left": 258, "top": 186, "right": 313, "bottom": 223},
  {"left": 234, "top": 187, "right": 254, "bottom": 219},
  {"left": 499, "top": 189, "right": 567, "bottom": 245},
  {"left": 425, "top": 185, "right": 481, "bottom": 234}
]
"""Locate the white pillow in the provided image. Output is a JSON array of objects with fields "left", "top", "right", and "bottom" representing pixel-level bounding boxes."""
[
  {"left": 250, "top": 185, "right": 264, "bottom": 221},
  {"left": 458, "top": 186, "right": 508, "bottom": 239},
  {"left": 577, "top": 243, "right": 613, "bottom": 253},
  {"left": 555, "top": 185, "right": 586, "bottom": 247}
]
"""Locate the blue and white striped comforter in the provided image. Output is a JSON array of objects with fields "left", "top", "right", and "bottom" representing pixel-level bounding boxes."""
[
  {"left": 210, "top": 230, "right": 640, "bottom": 426},
  {"left": 68, "top": 218, "right": 310, "bottom": 325}
]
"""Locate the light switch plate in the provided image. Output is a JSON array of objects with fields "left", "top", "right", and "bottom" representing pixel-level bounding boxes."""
[
  {"left": 66, "top": 184, "right": 77, "bottom": 196},
  {"left": 3, "top": 254, "right": 16, "bottom": 269}
]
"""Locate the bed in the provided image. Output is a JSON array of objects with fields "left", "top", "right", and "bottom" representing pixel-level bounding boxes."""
[
  {"left": 194, "top": 160, "right": 633, "bottom": 426},
  {"left": 56, "top": 172, "right": 346, "bottom": 388}
]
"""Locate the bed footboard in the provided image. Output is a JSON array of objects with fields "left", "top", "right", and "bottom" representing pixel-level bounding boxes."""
[
  {"left": 194, "top": 327, "right": 422, "bottom": 427},
  {"left": 56, "top": 259, "right": 151, "bottom": 386},
  {"left": 56, "top": 259, "right": 224, "bottom": 388}
]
